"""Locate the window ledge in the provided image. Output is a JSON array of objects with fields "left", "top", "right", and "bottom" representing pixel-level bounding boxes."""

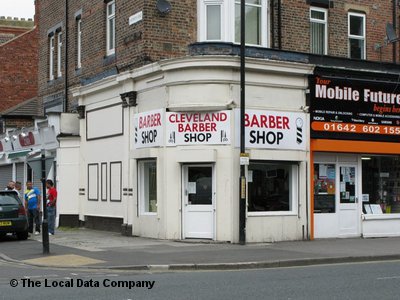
[
  {"left": 248, "top": 212, "right": 298, "bottom": 217},
  {"left": 47, "top": 77, "right": 64, "bottom": 86},
  {"left": 103, "top": 53, "right": 116, "bottom": 66},
  {"left": 363, "top": 213, "right": 400, "bottom": 221},
  {"left": 140, "top": 213, "right": 157, "bottom": 217}
]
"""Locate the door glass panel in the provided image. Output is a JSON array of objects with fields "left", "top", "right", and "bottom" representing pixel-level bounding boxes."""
[
  {"left": 340, "top": 166, "right": 356, "bottom": 203},
  {"left": 188, "top": 167, "right": 212, "bottom": 205},
  {"left": 314, "top": 164, "right": 336, "bottom": 213}
]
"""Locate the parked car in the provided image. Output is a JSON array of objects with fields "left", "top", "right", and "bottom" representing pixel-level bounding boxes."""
[{"left": 0, "top": 191, "right": 29, "bottom": 240}]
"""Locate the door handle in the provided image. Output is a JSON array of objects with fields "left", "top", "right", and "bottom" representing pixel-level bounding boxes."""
[{"left": 185, "top": 189, "right": 188, "bottom": 196}]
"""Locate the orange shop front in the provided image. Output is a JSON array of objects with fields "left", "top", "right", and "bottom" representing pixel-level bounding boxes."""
[{"left": 309, "top": 71, "right": 400, "bottom": 239}]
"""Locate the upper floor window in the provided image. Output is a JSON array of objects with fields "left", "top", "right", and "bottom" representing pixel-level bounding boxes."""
[
  {"left": 348, "top": 12, "right": 365, "bottom": 59},
  {"left": 57, "top": 32, "right": 62, "bottom": 78},
  {"left": 106, "top": 1, "right": 115, "bottom": 55},
  {"left": 76, "top": 18, "right": 82, "bottom": 69},
  {"left": 199, "top": 0, "right": 268, "bottom": 47},
  {"left": 310, "top": 7, "right": 327, "bottom": 55},
  {"left": 49, "top": 35, "right": 55, "bottom": 80}
]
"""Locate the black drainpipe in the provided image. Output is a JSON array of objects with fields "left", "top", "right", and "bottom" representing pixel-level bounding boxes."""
[
  {"left": 278, "top": 0, "right": 282, "bottom": 49},
  {"left": 393, "top": 0, "right": 397, "bottom": 63},
  {"left": 64, "top": 0, "right": 69, "bottom": 112}
]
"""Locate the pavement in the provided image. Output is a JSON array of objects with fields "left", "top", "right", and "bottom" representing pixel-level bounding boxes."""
[{"left": 1, "top": 228, "right": 400, "bottom": 271}]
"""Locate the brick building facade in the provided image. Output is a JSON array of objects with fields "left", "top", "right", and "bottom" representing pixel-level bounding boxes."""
[
  {"left": 33, "top": 1, "right": 400, "bottom": 241},
  {"left": 37, "top": 0, "right": 399, "bottom": 115},
  {"left": 0, "top": 16, "right": 38, "bottom": 133},
  {"left": 0, "top": 17, "right": 34, "bottom": 45}
]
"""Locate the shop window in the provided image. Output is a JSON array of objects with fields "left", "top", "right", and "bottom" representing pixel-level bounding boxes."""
[
  {"left": 138, "top": 160, "right": 157, "bottom": 214},
  {"left": 348, "top": 12, "right": 365, "bottom": 59},
  {"left": 362, "top": 156, "right": 400, "bottom": 214},
  {"left": 248, "top": 161, "right": 298, "bottom": 213},
  {"left": 310, "top": 7, "right": 327, "bottom": 55},
  {"left": 314, "top": 164, "right": 335, "bottom": 213}
]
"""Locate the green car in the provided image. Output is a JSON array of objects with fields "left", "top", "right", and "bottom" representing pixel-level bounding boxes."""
[{"left": 0, "top": 191, "right": 29, "bottom": 240}]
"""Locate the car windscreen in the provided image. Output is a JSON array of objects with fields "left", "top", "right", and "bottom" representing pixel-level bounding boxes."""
[{"left": 0, "top": 194, "right": 20, "bottom": 206}]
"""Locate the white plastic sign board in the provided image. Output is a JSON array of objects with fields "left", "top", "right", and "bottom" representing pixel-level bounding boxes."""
[
  {"left": 133, "top": 109, "right": 164, "bottom": 149},
  {"left": 235, "top": 109, "right": 307, "bottom": 150},
  {"left": 166, "top": 111, "right": 231, "bottom": 146}
]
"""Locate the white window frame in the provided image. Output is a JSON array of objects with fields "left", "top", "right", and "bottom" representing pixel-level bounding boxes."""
[
  {"left": 106, "top": 0, "right": 115, "bottom": 56},
  {"left": 310, "top": 7, "right": 328, "bottom": 55},
  {"left": 199, "top": 0, "right": 226, "bottom": 42},
  {"left": 198, "top": 0, "right": 269, "bottom": 47},
  {"left": 247, "top": 163, "right": 299, "bottom": 216},
  {"left": 57, "top": 32, "right": 62, "bottom": 78},
  {"left": 138, "top": 160, "right": 157, "bottom": 216},
  {"left": 77, "top": 19, "right": 82, "bottom": 69},
  {"left": 49, "top": 35, "right": 55, "bottom": 80},
  {"left": 348, "top": 12, "right": 366, "bottom": 59}
]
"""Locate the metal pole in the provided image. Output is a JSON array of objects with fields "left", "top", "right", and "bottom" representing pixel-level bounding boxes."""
[
  {"left": 239, "top": 0, "right": 246, "bottom": 245},
  {"left": 41, "top": 150, "right": 50, "bottom": 254}
]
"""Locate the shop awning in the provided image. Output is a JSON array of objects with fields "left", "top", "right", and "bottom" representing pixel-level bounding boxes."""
[{"left": 7, "top": 150, "right": 31, "bottom": 159}]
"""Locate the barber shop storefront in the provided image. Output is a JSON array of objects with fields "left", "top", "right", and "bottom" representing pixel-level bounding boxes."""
[{"left": 310, "top": 68, "right": 400, "bottom": 238}]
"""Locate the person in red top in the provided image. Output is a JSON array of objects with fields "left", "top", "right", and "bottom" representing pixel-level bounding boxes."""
[{"left": 46, "top": 179, "right": 57, "bottom": 235}]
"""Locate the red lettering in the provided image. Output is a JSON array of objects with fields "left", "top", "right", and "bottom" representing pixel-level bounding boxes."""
[
  {"left": 283, "top": 117, "right": 289, "bottom": 129},
  {"left": 268, "top": 116, "right": 276, "bottom": 128}
]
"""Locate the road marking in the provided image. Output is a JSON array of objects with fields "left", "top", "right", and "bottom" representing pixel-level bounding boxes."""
[
  {"left": 23, "top": 275, "right": 59, "bottom": 279},
  {"left": 377, "top": 276, "right": 400, "bottom": 280},
  {"left": 22, "top": 254, "right": 104, "bottom": 267}
]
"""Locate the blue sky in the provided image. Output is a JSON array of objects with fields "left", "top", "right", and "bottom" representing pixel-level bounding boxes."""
[{"left": 0, "top": 0, "right": 35, "bottom": 19}]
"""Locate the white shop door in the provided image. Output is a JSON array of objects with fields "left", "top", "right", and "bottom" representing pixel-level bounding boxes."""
[
  {"left": 338, "top": 165, "right": 360, "bottom": 237},
  {"left": 182, "top": 165, "right": 215, "bottom": 239}
]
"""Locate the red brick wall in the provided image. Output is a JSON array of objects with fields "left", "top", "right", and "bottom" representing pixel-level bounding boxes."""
[
  {"left": 37, "top": 1, "right": 399, "bottom": 113},
  {"left": 38, "top": 0, "right": 198, "bottom": 111},
  {"left": 4, "top": 118, "right": 34, "bottom": 129},
  {"left": 0, "top": 27, "right": 38, "bottom": 112},
  {"left": 279, "top": 0, "right": 398, "bottom": 63}
]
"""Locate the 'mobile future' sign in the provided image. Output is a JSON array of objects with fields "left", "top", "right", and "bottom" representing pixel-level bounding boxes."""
[{"left": 310, "top": 76, "right": 400, "bottom": 142}]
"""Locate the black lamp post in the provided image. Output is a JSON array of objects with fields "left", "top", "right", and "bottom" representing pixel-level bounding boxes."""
[{"left": 239, "top": 0, "right": 246, "bottom": 245}]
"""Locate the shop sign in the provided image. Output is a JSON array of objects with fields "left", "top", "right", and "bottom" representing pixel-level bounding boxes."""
[
  {"left": 310, "top": 76, "right": 400, "bottom": 142},
  {"left": 235, "top": 109, "right": 306, "bottom": 150},
  {"left": 166, "top": 111, "right": 231, "bottom": 146},
  {"left": 12, "top": 131, "right": 41, "bottom": 151},
  {"left": 133, "top": 109, "right": 164, "bottom": 149}
]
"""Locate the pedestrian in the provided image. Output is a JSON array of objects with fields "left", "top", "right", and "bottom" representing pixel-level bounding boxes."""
[
  {"left": 15, "top": 181, "right": 22, "bottom": 197},
  {"left": 46, "top": 179, "right": 57, "bottom": 235},
  {"left": 5, "top": 181, "right": 15, "bottom": 191},
  {"left": 24, "top": 181, "right": 41, "bottom": 235},
  {"left": 5, "top": 181, "right": 20, "bottom": 197}
]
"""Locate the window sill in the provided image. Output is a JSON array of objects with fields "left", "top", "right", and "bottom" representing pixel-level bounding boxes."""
[
  {"left": 140, "top": 212, "right": 157, "bottom": 216},
  {"left": 248, "top": 211, "right": 298, "bottom": 217},
  {"left": 103, "top": 53, "right": 116, "bottom": 66},
  {"left": 47, "top": 77, "right": 64, "bottom": 85},
  {"left": 362, "top": 213, "right": 400, "bottom": 221}
]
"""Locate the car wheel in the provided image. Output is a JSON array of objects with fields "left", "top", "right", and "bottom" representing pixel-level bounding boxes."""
[{"left": 16, "top": 231, "right": 29, "bottom": 240}]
